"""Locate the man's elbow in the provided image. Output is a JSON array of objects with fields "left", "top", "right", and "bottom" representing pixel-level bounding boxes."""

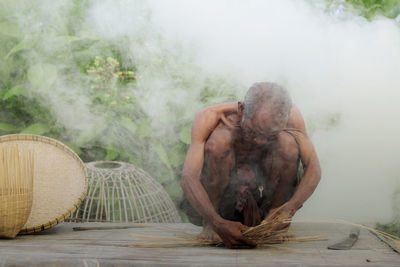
[
  {"left": 312, "top": 162, "right": 322, "bottom": 187},
  {"left": 304, "top": 159, "right": 321, "bottom": 188}
]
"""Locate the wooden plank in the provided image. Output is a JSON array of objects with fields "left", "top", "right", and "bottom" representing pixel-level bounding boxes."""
[{"left": 0, "top": 223, "right": 399, "bottom": 266}]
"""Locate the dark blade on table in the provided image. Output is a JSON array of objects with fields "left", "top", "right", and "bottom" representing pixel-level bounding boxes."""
[{"left": 328, "top": 228, "right": 360, "bottom": 250}]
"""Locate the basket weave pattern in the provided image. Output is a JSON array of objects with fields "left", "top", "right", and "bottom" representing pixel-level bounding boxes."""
[
  {"left": 0, "top": 134, "right": 88, "bottom": 234},
  {"left": 0, "top": 193, "right": 33, "bottom": 238},
  {"left": 0, "top": 146, "right": 34, "bottom": 238},
  {"left": 69, "top": 161, "right": 182, "bottom": 223}
]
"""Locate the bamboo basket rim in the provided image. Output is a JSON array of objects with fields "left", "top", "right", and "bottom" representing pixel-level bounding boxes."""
[{"left": 0, "top": 134, "right": 88, "bottom": 234}]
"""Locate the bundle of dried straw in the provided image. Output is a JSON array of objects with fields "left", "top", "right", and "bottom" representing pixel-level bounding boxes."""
[
  {"left": 0, "top": 145, "right": 34, "bottom": 238},
  {"left": 126, "top": 215, "right": 325, "bottom": 248}
]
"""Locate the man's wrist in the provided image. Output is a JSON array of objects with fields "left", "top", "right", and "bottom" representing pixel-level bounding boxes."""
[
  {"left": 208, "top": 214, "right": 225, "bottom": 229},
  {"left": 286, "top": 200, "right": 301, "bottom": 215}
]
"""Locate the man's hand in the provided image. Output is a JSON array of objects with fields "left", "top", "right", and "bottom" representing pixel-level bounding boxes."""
[
  {"left": 263, "top": 202, "right": 297, "bottom": 230},
  {"left": 212, "top": 218, "right": 257, "bottom": 248}
]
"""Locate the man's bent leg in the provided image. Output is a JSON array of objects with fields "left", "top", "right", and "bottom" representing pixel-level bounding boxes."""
[
  {"left": 199, "top": 125, "right": 235, "bottom": 239},
  {"left": 203, "top": 127, "right": 235, "bottom": 209},
  {"left": 263, "top": 131, "right": 300, "bottom": 215}
]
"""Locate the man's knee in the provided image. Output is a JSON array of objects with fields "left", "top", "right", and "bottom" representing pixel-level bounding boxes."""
[
  {"left": 204, "top": 128, "right": 233, "bottom": 158},
  {"left": 276, "top": 132, "right": 299, "bottom": 163}
]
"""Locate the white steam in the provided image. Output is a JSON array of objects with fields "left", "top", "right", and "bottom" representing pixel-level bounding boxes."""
[
  {"left": 15, "top": 0, "right": 400, "bottom": 223},
  {"left": 151, "top": 0, "right": 400, "bottom": 223},
  {"left": 144, "top": 0, "right": 400, "bottom": 223}
]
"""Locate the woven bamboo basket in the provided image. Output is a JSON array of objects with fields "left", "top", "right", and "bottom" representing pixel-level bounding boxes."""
[
  {"left": 0, "top": 145, "right": 34, "bottom": 238},
  {"left": 0, "top": 134, "right": 88, "bottom": 234},
  {"left": 68, "top": 161, "right": 182, "bottom": 223}
]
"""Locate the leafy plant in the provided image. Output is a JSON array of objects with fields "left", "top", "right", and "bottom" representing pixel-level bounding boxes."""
[
  {"left": 87, "top": 56, "right": 135, "bottom": 106},
  {"left": 326, "top": 0, "right": 400, "bottom": 20},
  {"left": 346, "top": 0, "right": 400, "bottom": 19},
  {"left": 376, "top": 221, "right": 400, "bottom": 236}
]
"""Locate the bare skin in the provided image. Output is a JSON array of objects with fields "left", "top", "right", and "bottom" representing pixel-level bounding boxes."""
[{"left": 181, "top": 101, "right": 321, "bottom": 248}]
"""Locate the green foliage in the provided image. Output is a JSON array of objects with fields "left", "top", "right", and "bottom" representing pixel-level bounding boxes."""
[
  {"left": 179, "top": 125, "right": 192, "bottom": 145},
  {"left": 27, "top": 63, "right": 58, "bottom": 92},
  {"left": 3, "top": 85, "right": 25, "bottom": 100},
  {"left": 376, "top": 221, "right": 400, "bottom": 236},
  {"left": 0, "top": 123, "right": 19, "bottom": 132},
  {"left": 376, "top": 185, "right": 400, "bottom": 236},
  {"left": 87, "top": 56, "right": 135, "bottom": 107},
  {"left": 326, "top": 0, "right": 400, "bottom": 20},
  {"left": 21, "top": 123, "right": 51, "bottom": 135},
  {"left": 306, "top": 113, "right": 341, "bottom": 136},
  {"left": 345, "top": 0, "right": 400, "bottom": 19}
]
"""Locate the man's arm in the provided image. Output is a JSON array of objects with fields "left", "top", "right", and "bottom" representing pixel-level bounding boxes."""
[
  {"left": 181, "top": 105, "right": 256, "bottom": 248},
  {"left": 265, "top": 105, "right": 321, "bottom": 219},
  {"left": 181, "top": 108, "right": 221, "bottom": 223}
]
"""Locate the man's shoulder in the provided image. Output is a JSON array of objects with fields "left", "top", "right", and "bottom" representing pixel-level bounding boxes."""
[{"left": 286, "top": 104, "right": 306, "bottom": 132}]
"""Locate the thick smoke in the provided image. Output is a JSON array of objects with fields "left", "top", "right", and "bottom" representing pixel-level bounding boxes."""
[
  {"left": 87, "top": 0, "right": 400, "bottom": 223},
  {"left": 11, "top": 0, "right": 400, "bottom": 223}
]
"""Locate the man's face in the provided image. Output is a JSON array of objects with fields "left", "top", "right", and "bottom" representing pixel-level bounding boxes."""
[{"left": 240, "top": 108, "right": 285, "bottom": 147}]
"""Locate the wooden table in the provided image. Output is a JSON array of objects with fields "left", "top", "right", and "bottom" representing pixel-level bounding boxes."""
[{"left": 0, "top": 222, "right": 399, "bottom": 266}]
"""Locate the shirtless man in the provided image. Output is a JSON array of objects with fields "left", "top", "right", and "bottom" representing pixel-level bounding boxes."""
[{"left": 180, "top": 82, "right": 321, "bottom": 248}]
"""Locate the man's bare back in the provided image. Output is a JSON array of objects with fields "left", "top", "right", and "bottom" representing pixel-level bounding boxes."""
[{"left": 181, "top": 82, "right": 321, "bottom": 248}]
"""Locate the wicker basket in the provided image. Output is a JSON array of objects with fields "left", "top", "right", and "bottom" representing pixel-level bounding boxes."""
[
  {"left": 0, "top": 145, "right": 34, "bottom": 238},
  {"left": 69, "top": 161, "right": 182, "bottom": 223},
  {"left": 0, "top": 134, "right": 88, "bottom": 234}
]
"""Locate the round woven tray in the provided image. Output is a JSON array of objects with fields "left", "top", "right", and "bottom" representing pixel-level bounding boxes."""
[{"left": 0, "top": 134, "right": 88, "bottom": 234}]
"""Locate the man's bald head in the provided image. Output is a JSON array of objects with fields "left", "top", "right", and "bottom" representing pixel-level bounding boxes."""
[{"left": 243, "top": 82, "right": 292, "bottom": 126}]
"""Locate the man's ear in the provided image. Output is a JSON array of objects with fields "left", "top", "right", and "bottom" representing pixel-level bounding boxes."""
[
  {"left": 238, "top": 101, "right": 244, "bottom": 114},
  {"left": 237, "top": 101, "right": 245, "bottom": 119}
]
